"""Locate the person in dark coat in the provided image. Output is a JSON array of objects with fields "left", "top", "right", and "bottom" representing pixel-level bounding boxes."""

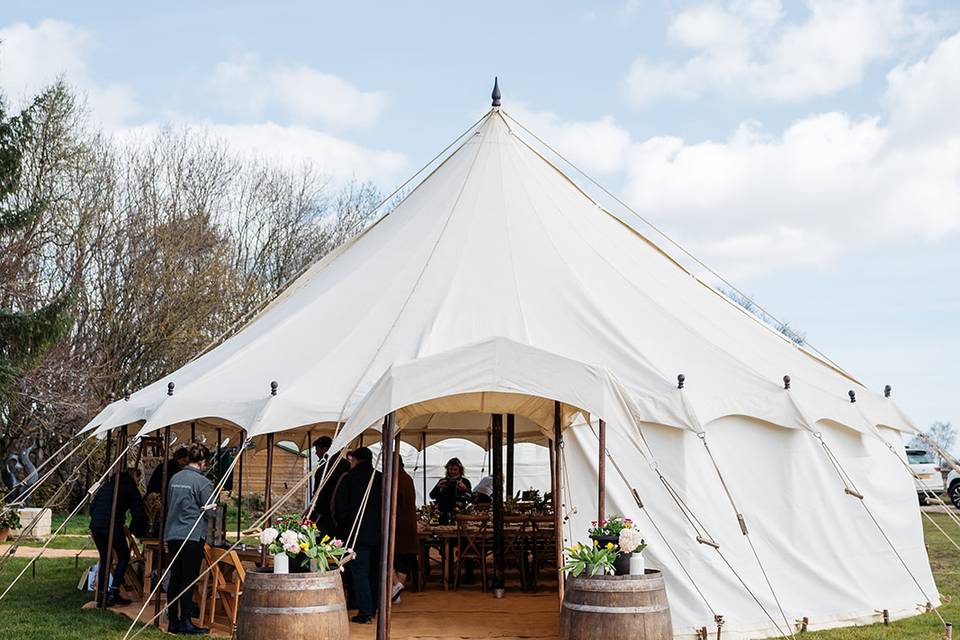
[
  {"left": 309, "top": 436, "right": 351, "bottom": 536},
  {"left": 429, "top": 458, "right": 472, "bottom": 524},
  {"left": 146, "top": 447, "right": 189, "bottom": 497},
  {"left": 333, "top": 446, "right": 381, "bottom": 625},
  {"left": 89, "top": 468, "right": 148, "bottom": 607},
  {"left": 391, "top": 458, "right": 418, "bottom": 603}
]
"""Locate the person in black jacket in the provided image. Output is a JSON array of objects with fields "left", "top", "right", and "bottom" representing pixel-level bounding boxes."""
[
  {"left": 146, "top": 447, "right": 190, "bottom": 497},
  {"left": 333, "top": 447, "right": 381, "bottom": 625},
  {"left": 429, "top": 458, "right": 472, "bottom": 524},
  {"left": 309, "top": 436, "right": 351, "bottom": 537},
  {"left": 89, "top": 467, "right": 148, "bottom": 607}
]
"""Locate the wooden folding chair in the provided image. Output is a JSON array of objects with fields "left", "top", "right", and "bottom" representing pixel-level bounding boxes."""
[
  {"left": 202, "top": 545, "right": 246, "bottom": 630},
  {"left": 454, "top": 514, "right": 491, "bottom": 591},
  {"left": 503, "top": 515, "right": 529, "bottom": 591}
]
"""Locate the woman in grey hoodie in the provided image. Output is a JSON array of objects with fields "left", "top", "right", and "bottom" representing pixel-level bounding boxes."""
[{"left": 164, "top": 442, "right": 215, "bottom": 635}]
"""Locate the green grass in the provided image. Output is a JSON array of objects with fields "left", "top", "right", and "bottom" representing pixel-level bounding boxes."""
[{"left": 1, "top": 512, "right": 959, "bottom": 638}]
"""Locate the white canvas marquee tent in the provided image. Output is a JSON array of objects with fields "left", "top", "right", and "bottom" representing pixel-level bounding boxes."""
[{"left": 79, "top": 91, "right": 938, "bottom": 638}]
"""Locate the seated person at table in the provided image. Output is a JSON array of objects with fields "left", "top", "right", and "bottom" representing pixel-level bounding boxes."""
[
  {"left": 472, "top": 474, "right": 496, "bottom": 505},
  {"left": 146, "top": 446, "right": 189, "bottom": 497},
  {"left": 429, "top": 458, "right": 472, "bottom": 524},
  {"left": 89, "top": 467, "right": 148, "bottom": 607}
]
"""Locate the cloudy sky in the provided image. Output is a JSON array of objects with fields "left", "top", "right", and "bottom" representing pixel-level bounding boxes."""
[{"left": 1, "top": 1, "right": 957, "bottom": 440}]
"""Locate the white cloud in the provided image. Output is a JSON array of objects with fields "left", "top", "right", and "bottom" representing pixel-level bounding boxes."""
[
  {"left": 517, "top": 28, "right": 960, "bottom": 279},
  {"left": 116, "top": 121, "right": 407, "bottom": 187},
  {"left": 625, "top": 0, "right": 936, "bottom": 105},
  {"left": 0, "top": 19, "right": 138, "bottom": 129},
  {"left": 211, "top": 55, "right": 385, "bottom": 129},
  {"left": 507, "top": 105, "right": 632, "bottom": 175}
]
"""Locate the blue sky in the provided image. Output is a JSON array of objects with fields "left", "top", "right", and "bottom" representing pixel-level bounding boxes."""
[{"left": 1, "top": 1, "right": 957, "bottom": 441}]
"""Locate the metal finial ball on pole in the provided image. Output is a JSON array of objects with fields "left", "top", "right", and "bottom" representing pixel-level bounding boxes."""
[
  {"left": 677, "top": 373, "right": 685, "bottom": 389},
  {"left": 884, "top": 385, "right": 892, "bottom": 398},
  {"left": 167, "top": 382, "right": 175, "bottom": 396},
  {"left": 848, "top": 390, "right": 856, "bottom": 403},
  {"left": 270, "top": 380, "right": 278, "bottom": 396},
  {"left": 783, "top": 375, "right": 791, "bottom": 390}
]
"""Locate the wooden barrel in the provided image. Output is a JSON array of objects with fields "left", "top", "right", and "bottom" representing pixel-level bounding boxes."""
[
  {"left": 235, "top": 569, "right": 349, "bottom": 640},
  {"left": 559, "top": 570, "right": 673, "bottom": 640}
]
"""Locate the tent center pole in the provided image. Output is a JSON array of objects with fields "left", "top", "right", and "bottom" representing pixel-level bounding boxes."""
[
  {"left": 492, "top": 414, "right": 505, "bottom": 593},
  {"left": 101, "top": 424, "right": 127, "bottom": 608}
]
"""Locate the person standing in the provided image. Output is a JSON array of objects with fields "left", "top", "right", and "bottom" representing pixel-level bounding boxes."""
[
  {"left": 146, "top": 447, "right": 189, "bottom": 497},
  {"left": 429, "top": 458, "right": 472, "bottom": 524},
  {"left": 334, "top": 446, "right": 381, "bottom": 625},
  {"left": 391, "top": 458, "right": 418, "bottom": 603},
  {"left": 164, "top": 442, "right": 215, "bottom": 635},
  {"left": 309, "top": 436, "right": 351, "bottom": 536},
  {"left": 89, "top": 467, "right": 148, "bottom": 607}
]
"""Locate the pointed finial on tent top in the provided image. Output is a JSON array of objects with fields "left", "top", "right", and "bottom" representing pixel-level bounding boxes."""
[
  {"left": 677, "top": 374, "right": 685, "bottom": 390},
  {"left": 270, "top": 380, "right": 278, "bottom": 396},
  {"left": 884, "top": 384, "right": 892, "bottom": 398},
  {"left": 491, "top": 77, "right": 501, "bottom": 108},
  {"left": 848, "top": 389, "right": 856, "bottom": 403},
  {"left": 107, "top": 391, "right": 115, "bottom": 402},
  {"left": 783, "top": 375, "right": 791, "bottom": 390},
  {"left": 123, "top": 390, "right": 130, "bottom": 401},
  {"left": 167, "top": 381, "right": 175, "bottom": 396}
]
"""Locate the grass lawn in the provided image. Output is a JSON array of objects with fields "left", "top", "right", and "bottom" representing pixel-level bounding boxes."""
[{"left": 1, "top": 512, "right": 958, "bottom": 639}]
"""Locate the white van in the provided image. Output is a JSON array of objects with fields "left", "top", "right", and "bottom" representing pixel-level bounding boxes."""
[{"left": 907, "top": 448, "right": 944, "bottom": 504}]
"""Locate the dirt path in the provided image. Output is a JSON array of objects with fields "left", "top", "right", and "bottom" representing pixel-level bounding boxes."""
[{"left": 0, "top": 543, "right": 98, "bottom": 558}]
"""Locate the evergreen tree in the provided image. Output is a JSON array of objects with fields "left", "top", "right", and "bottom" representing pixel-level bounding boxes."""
[{"left": 0, "top": 88, "right": 75, "bottom": 429}]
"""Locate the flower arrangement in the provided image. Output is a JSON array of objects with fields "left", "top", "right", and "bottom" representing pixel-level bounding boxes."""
[
  {"left": 618, "top": 526, "right": 646, "bottom": 554},
  {"left": 259, "top": 515, "right": 350, "bottom": 570},
  {"left": 417, "top": 503, "right": 439, "bottom": 525},
  {"left": 588, "top": 515, "right": 634, "bottom": 538},
  {"left": 0, "top": 500, "right": 20, "bottom": 531},
  {"left": 562, "top": 540, "right": 619, "bottom": 577}
]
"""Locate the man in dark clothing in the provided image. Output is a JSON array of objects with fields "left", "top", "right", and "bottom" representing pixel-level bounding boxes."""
[
  {"left": 89, "top": 468, "right": 148, "bottom": 607},
  {"left": 333, "top": 447, "right": 382, "bottom": 625},
  {"left": 146, "top": 447, "right": 189, "bottom": 497},
  {"left": 310, "top": 436, "right": 351, "bottom": 537}
]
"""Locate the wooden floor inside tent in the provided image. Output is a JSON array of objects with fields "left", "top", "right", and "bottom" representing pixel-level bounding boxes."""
[{"left": 94, "top": 589, "right": 560, "bottom": 639}]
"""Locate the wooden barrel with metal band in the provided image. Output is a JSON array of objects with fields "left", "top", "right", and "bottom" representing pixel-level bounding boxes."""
[
  {"left": 559, "top": 570, "right": 673, "bottom": 640},
  {"left": 235, "top": 569, "right": 349, "bottom": 640}
]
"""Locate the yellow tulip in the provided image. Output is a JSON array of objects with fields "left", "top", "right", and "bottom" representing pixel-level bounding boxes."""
[
  {"left": 605, "top": 542, "right": 614, "bottom": 550},
  {"left": 321, "top": 534, "right": 330, "bottom": 544}
]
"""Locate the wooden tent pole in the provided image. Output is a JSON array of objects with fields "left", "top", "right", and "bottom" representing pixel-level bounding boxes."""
[
  {"left": 553, "top": 401, "right": 564, "bottom": 605},
  {"left": 236, "top": 435, "right": 244, "bottom": 542},
  {"left": 377, "top": 412, "right": 397, "bottom": 640},
  {"left": 190, "top": 421, "right": 196, "bottom": 443},
  {"left": 260, "top": 433, "right": 275, "bottom": 566},
  {"left": 101, "top": 424, "right": 126, "bottom": 607},
  {"left": 421, "top": 432, "right": 427, "bottom": 506},
  {"left": 598, "top": 419, "right": 606, "bottom": 523},
  {"left": 154, "top": 424, "right": 171, "bottom": 622},
  {"left": 307, "top": 431, "right": 313, "bottom": 508},
  {"left": 506, "top": 413, "right": 515, "bottom": 499},
  {"left": 492, "top": 414, "right": 505, "bottom": 592}
]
